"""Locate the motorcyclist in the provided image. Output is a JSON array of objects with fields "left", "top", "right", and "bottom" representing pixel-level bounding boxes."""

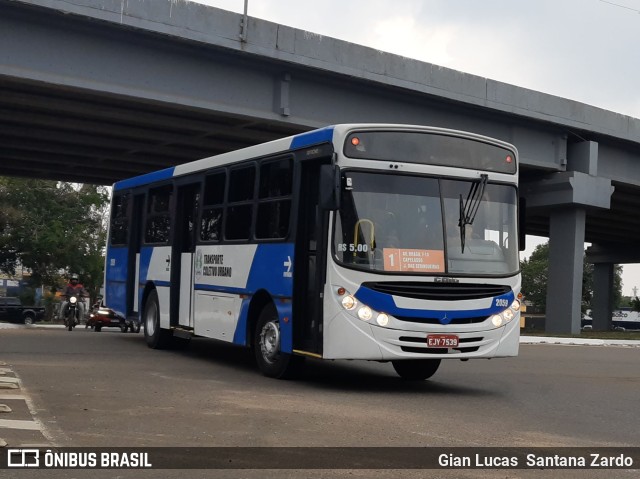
[{"left": 61, "top": 273, "right": 89, "bottom": 324}]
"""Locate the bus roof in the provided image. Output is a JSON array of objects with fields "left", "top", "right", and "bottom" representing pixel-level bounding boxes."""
[
  {"left": 112, "top": 123, "right": 517, "bottom": 191},
  {"left": 113, "top": 126, "right": 336, "bottom": 191}
]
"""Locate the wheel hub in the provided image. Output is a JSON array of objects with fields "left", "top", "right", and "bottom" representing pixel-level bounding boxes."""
[
  {"left": 260, "top": 321, "right": 280, "bottom": 364},
  {"left": 145, "top": 303, "right": 156, "bottom": 336}
]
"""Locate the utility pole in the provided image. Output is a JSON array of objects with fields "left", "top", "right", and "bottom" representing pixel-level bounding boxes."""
[{"left": 240, "top": 0, "right": 249, "bottom": 42}]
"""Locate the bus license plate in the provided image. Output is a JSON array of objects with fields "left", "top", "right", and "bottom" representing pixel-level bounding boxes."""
[{"left": 427, "top": 334, "right": 459, "bottom": 348}]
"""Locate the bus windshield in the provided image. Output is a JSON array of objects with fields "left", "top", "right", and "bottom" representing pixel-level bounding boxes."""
[{"left": 333, "top": 172, "right": 519, "bottom": 276}]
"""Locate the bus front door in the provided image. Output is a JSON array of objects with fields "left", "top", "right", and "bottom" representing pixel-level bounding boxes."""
[
  {"left": 293, "top": 160, "right": 329, "bottom": 356},
  {"left": 171, "top": 183, "right": 200, "bottom": 330}
]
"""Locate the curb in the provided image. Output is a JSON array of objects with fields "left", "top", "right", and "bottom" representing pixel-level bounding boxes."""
[{"left": 520, "top": 335, "right": 640, "bottom": 347}]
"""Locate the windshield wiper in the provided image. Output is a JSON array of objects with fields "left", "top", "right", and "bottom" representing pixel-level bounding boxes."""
[{"left": 458, "top": 174, "right": 488, "bottom": 253}]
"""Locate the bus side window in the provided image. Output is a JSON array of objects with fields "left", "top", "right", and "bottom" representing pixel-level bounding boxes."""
[
  {"left": 256, "top": 158, "right": 293, "bottom": 240},
  {"left": 201, "top": 171, "right": 226, "bottom": 242},
  {"left": 145, "top": 185, "right": 172, "bottom": 244},
  {"left": 225, "top": 165, "right": 255, "bottom": 241}
]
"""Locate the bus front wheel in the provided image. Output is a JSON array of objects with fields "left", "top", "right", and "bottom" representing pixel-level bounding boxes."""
[
  {"left": 392, "top": 359, "right": 441, "bottom": 380},
  {"left": 144, "top": 290, "right": 171, "bottom": 349},
  {"left": 254, "top": 304, "right": 304, "bottom": 379}
]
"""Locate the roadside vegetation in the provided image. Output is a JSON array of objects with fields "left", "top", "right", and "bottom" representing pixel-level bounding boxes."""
[
  {"left": 522, "top": 330, "right": 640, "bottom": 340},
  {"left": 520, "top": 242, "right": 624, "bottom": 313},
  {"left": 0, "top": 177, "right": 109, "bottom": 316}
]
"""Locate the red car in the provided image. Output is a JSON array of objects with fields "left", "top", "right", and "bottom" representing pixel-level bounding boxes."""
[{"left": 86, "top": 303, "right": 126, "bottom": 332}]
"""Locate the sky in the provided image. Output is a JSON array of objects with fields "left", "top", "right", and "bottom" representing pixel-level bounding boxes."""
[{"left": 191, "top": 0, "right": 640, "bottom": 295}]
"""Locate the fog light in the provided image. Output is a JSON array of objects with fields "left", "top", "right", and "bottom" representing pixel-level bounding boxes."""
[
  {"left": 376, "top": 313, "right": 389, "bottom": 326},
  {"left": 357, "top": 306, "right": 373, "bottom": 321},
  {"left": 491, "top": 315, "right": 503, "bottom": 327},
  {"left": 341, "top": 295, "right": 357, "bottom": 311}
]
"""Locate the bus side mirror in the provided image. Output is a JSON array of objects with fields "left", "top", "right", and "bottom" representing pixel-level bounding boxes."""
[
  {"left": 518, "top": 197, "right": 526, "bottom": 251},
  {"left": 319, "top": 164, "right": 341, "bottom": 211}
]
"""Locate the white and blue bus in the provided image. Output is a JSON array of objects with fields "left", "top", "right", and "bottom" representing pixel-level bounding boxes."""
[{"left": 104, "top": 124, "right": 523, "bottom": 379}]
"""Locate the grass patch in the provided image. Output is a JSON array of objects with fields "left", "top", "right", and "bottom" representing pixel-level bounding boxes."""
[{"left": 521, "top": 329, "right": 640, "bottom": 340}]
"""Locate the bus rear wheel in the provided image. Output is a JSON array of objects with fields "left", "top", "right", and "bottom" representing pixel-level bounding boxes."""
[
  {"left": 143, "top": 290, "right": 171, "bottom": 349},
  {"left": 254, "top": 304, "right": 304, "bottom": 379},
  {"left": 392, "top": 359, "right": 441, "bottom": 380}
]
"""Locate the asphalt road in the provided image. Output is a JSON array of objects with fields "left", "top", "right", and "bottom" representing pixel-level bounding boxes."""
[{"left": 0, "top": 325, "right": 638, "bottom": 479}]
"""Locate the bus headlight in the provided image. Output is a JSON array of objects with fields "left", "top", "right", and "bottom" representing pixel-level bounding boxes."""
[
  {"left": 357, "top": 306, "right": 373, "bottom": 321},
  {"left": 334, "top": 285, "right": 391, "bottom": 327},
  {"left": 376, "top": 313, "right": 389, "bottom": 326},
  {"left": 341, "top": 295, "right": 357, "bottom": 311},
  {"left": 490, "top": 298, "right": 520, "bottom": 328}
]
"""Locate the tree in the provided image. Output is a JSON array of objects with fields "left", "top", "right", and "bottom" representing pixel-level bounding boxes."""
[
  {"left": 520, "top": 243, "right": 549, "bottom": 312},
  {"left": 0, "top": 178, "right": 110, "bottom": 301},
  {"left": 520, "top": 241, "right": 622, "bottom": 312}
]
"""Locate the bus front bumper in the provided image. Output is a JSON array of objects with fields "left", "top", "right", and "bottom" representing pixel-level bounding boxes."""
[{"left": 322, "top": 311, "right": 520, "bottom": 360}]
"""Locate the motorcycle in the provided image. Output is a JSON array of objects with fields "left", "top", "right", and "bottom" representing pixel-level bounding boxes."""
[{"left": 64, "top": 294, "right": 82, "bottom": 331}]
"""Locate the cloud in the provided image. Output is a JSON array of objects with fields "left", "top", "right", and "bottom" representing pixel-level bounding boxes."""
[{"left": 190, "top": 0, "right": 640, "bottom": 117}]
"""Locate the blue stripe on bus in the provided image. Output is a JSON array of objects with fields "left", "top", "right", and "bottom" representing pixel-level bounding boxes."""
[
  {"left": 139, "top": 247, "right": 154, "bottom": 284},
  {"left": 354, "top": 286, "right": 515, "bottom": 321},
  {"left": 104, "top": 246, "right": 129, "bottom": 318},
  {"left": 233, "top": 298, "right": 251, "bottom": 347},
  {"left": 246, "top": 243, "right": 295, "bottom": 296},
  {"left": 289, "top": 126, "right": 334, "bottom": 150},
  {"left": 113, "top": 167, "right": 176, "bottom": 191},
  {"left": 194, "top": 284, "right": 292, "bottom": 300},
  {"left": 194, "top": 243, "right": 295, "bottom": 349}
]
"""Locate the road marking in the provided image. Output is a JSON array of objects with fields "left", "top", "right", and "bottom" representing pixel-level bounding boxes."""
[
  {"left": 0, "top": 419, "right": 41, "bottom": 430},
  {"left": 0, "top": 377, "right": 20, "bottom": 384},
  {"left": 0, "top": 395, "right": 26, "bottom": 400},
  {"left": 0, "top": 365, "right": 56, "bottom": 445}
]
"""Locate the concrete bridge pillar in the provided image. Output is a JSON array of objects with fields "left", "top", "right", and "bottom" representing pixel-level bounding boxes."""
[
  {"left": 522, "top": 141, "right": 614, "bottom": 334},
  {"left": 545, "top": 208, "right": 586, "bottom": 334},
  {"left": 587, "top": 243, "right": 640, "bottom": 331}
]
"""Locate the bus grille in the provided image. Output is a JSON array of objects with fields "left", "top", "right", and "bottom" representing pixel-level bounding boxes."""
[
  {"left": 395, "top": 315, "right": 487, "bottom": 325},
  {"left": 361, "top": 282, "right": 511, "bottom": 301},
  {"left": 399, "top": 336, "right": 484, "bottom": 354}
]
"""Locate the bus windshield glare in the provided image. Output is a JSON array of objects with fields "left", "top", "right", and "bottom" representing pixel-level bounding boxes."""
[{"left": 333, "top": 172, "right": 519, "bottom": 276}]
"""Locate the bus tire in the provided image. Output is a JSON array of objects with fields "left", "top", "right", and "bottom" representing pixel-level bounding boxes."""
[
  {"left": 254, "top": 304, "right": 304, "bottom": 379},
  {"left": 392, "top": 359, "right": 441, "bottom": 380},
  {"left": 143, "top": 290, "right": 171, "bottom": 349}
]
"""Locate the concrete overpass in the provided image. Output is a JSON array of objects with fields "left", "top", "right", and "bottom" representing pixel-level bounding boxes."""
[{"left": 1, "top": 0, "right": 640, "bottom": 333}]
